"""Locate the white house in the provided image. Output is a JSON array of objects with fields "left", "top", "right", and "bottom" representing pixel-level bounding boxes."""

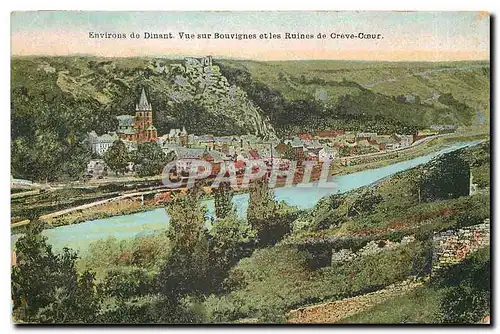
[
  {"left": 88, "top": 131, "right": 119, "bottom": 156},
  {"left": 174, "top": 148, "right": 206, "bottom": 175},
  {"left": 318, "top": 147, "right": 338, "bottom": 163},
  {"left": 86, "top": 159, "right": 108, "bottom": 176}
]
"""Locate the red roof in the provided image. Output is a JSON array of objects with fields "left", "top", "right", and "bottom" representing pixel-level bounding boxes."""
[
  {"left": 299, "top": 133, "right": 313, "bottom": 140},
  {"left": 248, "top": 149, "right": 261, "bottom": 160},
  {"left": 234, "top": 160, "right": 245, "bottom": 169}
]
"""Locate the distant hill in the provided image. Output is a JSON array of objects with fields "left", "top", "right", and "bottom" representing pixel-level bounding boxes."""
[{"left": 216, "top": 59, "right": 490, "bottom": 135}]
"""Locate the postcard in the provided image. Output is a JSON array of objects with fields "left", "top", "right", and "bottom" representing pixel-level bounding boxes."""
[{"left": 10, "top": 11, "right": 490, "bottom": 324}]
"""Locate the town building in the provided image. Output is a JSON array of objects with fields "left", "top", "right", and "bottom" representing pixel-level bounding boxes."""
[
  {"left": 88, "top": 131, "right": 119, "bottom": 155},
  {"left": 318, "top": 147, "right": 338, "bottom": 162},
  {"left": 116, "top": 88, "right": 158, "bottom": 143},
  {"left": 85, "top": 159, "right": 108, "bottom": 177},
  {"left": 356, "top": 132, "right": 378, "bottom": 142}
]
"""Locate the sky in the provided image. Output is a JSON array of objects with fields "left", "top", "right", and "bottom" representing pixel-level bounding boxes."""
[{"left": 11, "top": 11, "right": 490, "bottom": 61}]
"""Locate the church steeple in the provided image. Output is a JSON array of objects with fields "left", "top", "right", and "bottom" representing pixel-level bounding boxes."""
[{"left": 136, "top": 87, "right": 152, "bottom": 111}]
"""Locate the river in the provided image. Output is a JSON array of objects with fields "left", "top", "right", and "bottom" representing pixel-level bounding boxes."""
[{"left": 13, "top": 140, "right": 482, "bottom": 253}]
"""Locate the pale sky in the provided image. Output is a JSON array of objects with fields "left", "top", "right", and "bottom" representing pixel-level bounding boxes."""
[{"left": 11, "top": 11, "right": 490, "bottom": 61}]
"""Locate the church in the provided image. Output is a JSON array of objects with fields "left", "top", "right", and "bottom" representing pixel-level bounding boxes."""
[{"left": 116, "top": 88, "right": 158, "bottom": 143}]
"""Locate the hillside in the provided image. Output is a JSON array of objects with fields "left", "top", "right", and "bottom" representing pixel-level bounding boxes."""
[
  {"left": 12, "top": 56, "right": 275, "bottom": 138},
  {"left": 11, "top": 56, "right": 490, "bottom": 181},
  {"left": 216, "top": 59, "right": 490, "bottom": 135}
]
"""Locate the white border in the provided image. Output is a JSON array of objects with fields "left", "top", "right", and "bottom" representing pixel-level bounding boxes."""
[{"left": 1, "top": 1, "right": 497, "bottom": 333}]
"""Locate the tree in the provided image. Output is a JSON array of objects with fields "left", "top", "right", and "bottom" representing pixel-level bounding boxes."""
[
  {"left": 11, "top": 222, "right": 100, "bottom": 323},
  {"left": 208, "top": 209, "right": 256, "bottom": 292},
  {"left": 61, "top": 141, "right": 92, "bottom": 180},
  {"left": 213, "top": 182, "right": 233, "bottom": 219},
  {"left": 157, "top": 186, "right": 211, "bottom": 301},
  {"left": 247, "top": 179, "right": 296, "bottom": 246},
  {"left": 133, "top": 142, "right": 172, "bottom": 177},
  {"left": 100, "top": 268, "right": 154, "bottom": 302},
  {"left": 103, "top": 140, "right": 130, "bottom": 175},
  {"left": 420, "top": 152, "right": 471, "bottom": 202}
]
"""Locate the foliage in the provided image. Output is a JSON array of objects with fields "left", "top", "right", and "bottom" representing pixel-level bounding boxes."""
[
  {"left": 11, "top": 57, "right": 489, "bottom": 182},
  {"left": 341, "top": 286, "right": 444, "bottom": 324},
  {"left": 205, "top": 241, "right": 428, "bottom": 323},
  {"left": 157, "top": 186, "right": 210, "bottom": 301},
  {"left": 207, "top": 210, "right": 257, "bottom": 292},
  {"left": 247, "top": 179, "right": 298, "bottom": 246},
  {"left": 78, "top": 233, "right": 171, "bottom": 278},
  {"left": 213, "top": 182, "right": 234, "bottom": 219},
  {"left": 132, "top": 142, "right": 173, "bottom": 177},
  {"left": 100, "top": 268, "right": 156, "bottom": 301},
  {"left": 348, "top": 190, "right": 384, "bottom": 217},
  {"left": 103, "top": 140, "right": 130, "bottom": 175},
  {"left": 343, "top": 247, "right": 490, "bottom": 324},
  {"left": 12, "top": 223, "right": 100, "bottom": 323}
]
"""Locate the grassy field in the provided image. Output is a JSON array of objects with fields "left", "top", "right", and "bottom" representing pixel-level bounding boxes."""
[{"left": 339, "top": 285, "right": 443, "bottom": 324}]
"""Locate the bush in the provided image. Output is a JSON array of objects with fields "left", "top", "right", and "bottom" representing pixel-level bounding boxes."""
[
  {"left": 205, "top": 241, "right": 429, "bottom": 323},
  {"left": 436, "top": 247, "right": 490, "bottom": 323}
]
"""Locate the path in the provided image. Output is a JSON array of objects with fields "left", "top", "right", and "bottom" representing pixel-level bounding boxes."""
[{"left": 287, "top": 279, "right": 423, "bottom": 324}]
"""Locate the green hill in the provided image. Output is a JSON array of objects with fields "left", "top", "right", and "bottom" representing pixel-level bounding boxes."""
[
  {"left": 11, "top": 56, "right": 490, "bottom": 181},
  {"left": 216, "top": 59, "right": 490, "bottom": 135}
]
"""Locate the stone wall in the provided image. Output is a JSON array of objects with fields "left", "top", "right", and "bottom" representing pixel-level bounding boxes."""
[
  {"left": 431, "top": 220, "right": 490, "bottom": 275},
  {"left": 331, "top": 235, "right": 415, "bottom": 265},
  {"left": 329, "top": 219, "right": 490, "bottom": 273}
]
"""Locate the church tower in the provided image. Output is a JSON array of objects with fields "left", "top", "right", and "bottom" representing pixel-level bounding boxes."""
[{"left": 134, "top": 88, "right": 157, "bottom": 142}]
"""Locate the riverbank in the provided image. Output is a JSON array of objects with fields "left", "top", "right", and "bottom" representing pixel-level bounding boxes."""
[
  {"left": 47, "top": 200, "right": 162, "bottom": 227},
  {"left": 330, "top": 132, "right": 488, "bottom": 177},
  {"left": 11, "top": 132, "right": 487, "bottom": 231}
]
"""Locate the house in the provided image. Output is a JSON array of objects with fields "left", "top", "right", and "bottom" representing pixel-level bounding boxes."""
[
  {"left": 430, "top": 124, "right": 457, "bottom": 134},
  {"left": 258, "top": 147, "right": 278, "bottom": 162},
  {"left": 202, "top": 150, "right": 227, "bottom": 176},
  {"left": 413, "top": 129, "right": 440, "bottom": 142},
  {"left": 298, "top": 132, "right": 313, "bottom": 141},
  {"left": 161, "top": 143, "right": 179, "bottom": 156},
  {"left": 275, "top": 141, "right": 290, "bottom": 158},
  {"left": 174, "top": 148, "right": 206, "bottom": 175},
  {"left": 291, "top": 137, "right": 305, "bottom": 161},
  {"left": 318, "top": 147, "right": 338, "bottom": 162},
  {"left": 316, "top": 130, "right": 338, "bottom": 139},
  {"left": 248, "top": 149, "right": 261, "bottom": 160},
  {"left": 88, "top": 131, "right": 119, "bottom": 156},
  {"left": 392, "top": 134, "right": 413, "bottom": 148},
  {"left": 306, "top": 151, "right": 318, "bottom": 161},
  {"left": 85, "top": 159, "right": 108, "bottom": 176}
]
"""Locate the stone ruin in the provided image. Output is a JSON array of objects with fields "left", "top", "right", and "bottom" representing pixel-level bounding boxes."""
[
  {"left": 331, "top": 235, "right": 415, "bottom": 265},
  {"left": 431, "top": 220, "right": 490, "bottom": 275}
]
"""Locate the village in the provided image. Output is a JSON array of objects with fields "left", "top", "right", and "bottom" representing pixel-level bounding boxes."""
[{"left": 85, "top": 84, "right": 456, "bottom": 183}]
